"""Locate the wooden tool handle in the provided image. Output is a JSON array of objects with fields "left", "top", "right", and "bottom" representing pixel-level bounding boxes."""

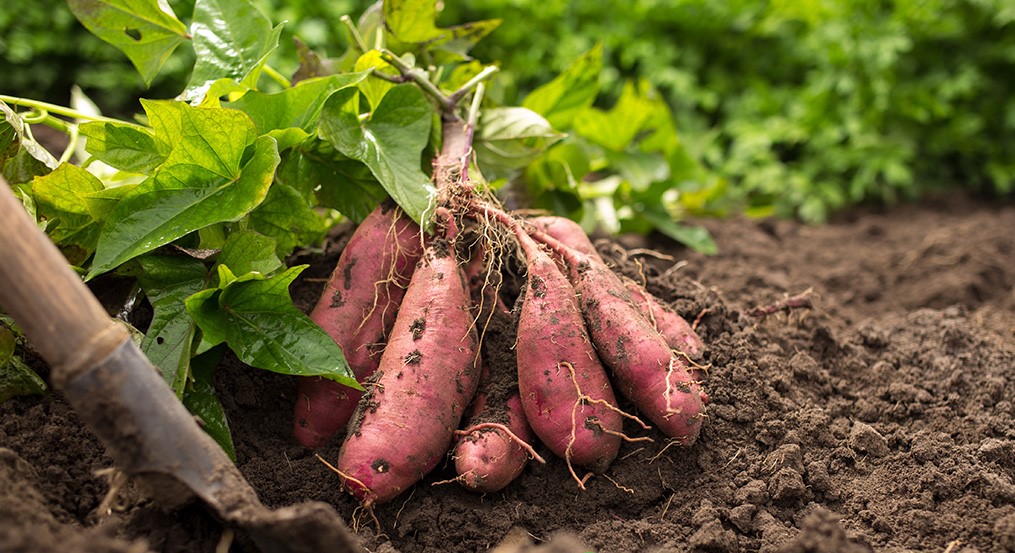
[{"left": 0, "top": 176, "right": 128, "bottom": 382}]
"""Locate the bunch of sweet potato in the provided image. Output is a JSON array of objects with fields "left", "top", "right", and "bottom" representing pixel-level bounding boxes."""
[{"left": 293, "top": 192, "right": 708, "bottom": 507}]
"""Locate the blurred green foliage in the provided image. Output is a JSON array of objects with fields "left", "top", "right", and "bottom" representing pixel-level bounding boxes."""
[
  {"left": 0, "top": 0, "right": 193, "bottom": 114},
  {"left": 4, "top": 0, "right": 1013, "bottom": 220},
  {"left": 441, "top": 0, "right": 1015, "bottom": 221}
]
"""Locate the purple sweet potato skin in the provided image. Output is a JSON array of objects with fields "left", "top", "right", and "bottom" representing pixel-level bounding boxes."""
[
  {"left": 528, "top": 216, "right": 598, "bottom": 258},
  {"left": 569, "top": 255, "right": 706, "bottom": 444},
  {"left": 455, "top": 391, "right": 533, "bottom": 492},
  {"left": 515, "top": 247, "right": 621, "bottom": 473},
  {"left": 294, "top": 204, "right": 423, "bottom": 449},
  {"left": 335, "top": 245, "right": 480, "bottom": 505},
  {"left": 623, "top": 280, "right": 706, "bottom": 360},
  {"left": 531, "top": 216, "right": 706, "bottom": 363}
]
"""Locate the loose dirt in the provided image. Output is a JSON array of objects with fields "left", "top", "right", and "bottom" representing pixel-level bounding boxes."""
[{"left": 2, "top": 192, "right": 1013, "bottom": 553}]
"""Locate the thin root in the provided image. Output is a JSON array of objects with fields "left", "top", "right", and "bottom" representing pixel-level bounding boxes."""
[
  {"left": 350, "top": 504, "right": 383, "bottom": 537},
  {"left": 561, "top": 361, "right": 651, "bottom": 430},
  {"left": 626, "top": 248, "right": 676, "bottom": 263},
  {"left": 749, "top": 288, "right": 814, "bottom": 318},
  {"left": 93, "top": 467, "right": 130, "bottom": 519},
  {"left": 620, "top": 447, "right": 646, "bottom": 461},
  {"left": 691, "top": 307, "right": 710, "bottom": 331},
  {"left": 215, "top": 529, "right": 234, "bottom": 553},
  {"left": 588, "top": 420, "right": 654, "bottom": 444},
  {"left": 943, "top": 540, "right": 962, "bottom": 553},
  {"left": 662, "top": 358, "right": 681, "bottom": 419},
  {"left": 603, "top": 473, "right": 635, "bottom": 494},
  {"left": 355, "top": 208, "right": 419, "bottom": 336},
  {"left": 316, "top": 454, "right": 374, "bottom": 505},
  {"left": 431, "top": 473, "right": 469, "bottom": 486},
  {"left": 673, "top": 348, "right": 712, "bottom": 373},
  {"left": 659, "top": 493, "right": 676, "bottom": 520},
  {"left": 649, "top": 439, "right": 680, "bottom": 463},
  {"left": 456, "top": 423, "right": 546, "bottom": 463}
]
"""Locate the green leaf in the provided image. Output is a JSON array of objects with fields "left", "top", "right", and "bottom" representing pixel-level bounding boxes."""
[
  {"left": 247, "top": 182, "right": 330, "bottom": 257},
  {"left": 182, "top": 346, "right": 236, "bottom": 461},
  {"left": 318, "top": 85, "right": 434, "bottom": 223},
  {"left": 383, "top": 0, "right": 445, "bottom": 43},
  {"left": 216, "top": 229, "right": 283, "bottom": 277},
  {"left": 89, "top": 134, "right": 280, "bottom": 278},
  {"left": 606, "top": 150, "right": 670, "bottom": 191},
  {"left": 32, "top": 164, "right": 104, "bottom": 253},
  {"left": 276, "top": 144, "right": 387, "bottom": 223},
  {"left": 184, "top": 0, "right": 282, "bottom": 102},
  {"left": 226, "top": 73, "right": 370, "bottom": 139},
  {"left": 354, "top": 52, "right": 398, "bottom": 111},
  {"left": 0, "top": 326, "right": 47, "bottom": 404},
  {"left": 523, "top": 45, "right": 603, "bottom": 129},
  {"left": 525, "top": 142, "right": 592, "bottom": 194},
  {"left": 185, "top": 265, "right": 357, "bottom": 386},
  {"left": 1, "top": 102, "right": 58, "bottom": 184},
  {"left": 573, "top": 81, "right": 655, "bottom": 152},
  {"left": 148, "top": 102, "right": 259, "bottom": 177},
  {"left": 68, "top": 0, "right": 188, "bottom": 86},
  {"left": 475, "top": 107, "right": 565, "bottom": 177},
  {"left": 0, "top": 357, "right": 47, "bottom": 404},
  {"left": 383, "top": 0, "right": 499, "bottom": 57},
  {"left": 79, "top": 121, "right": 165, "bottom": 174},
  {"left": 639, "top": 209, "right": 717, "bottom": 255},
  {"left": 83, "top": 183, "right": 140, "bottom": 221},
  {"left": 0, "top": 113, "right": 18, "bottom": 162},
  {"left": 137, "top": 255, "right": 209, "bottom": 396}
]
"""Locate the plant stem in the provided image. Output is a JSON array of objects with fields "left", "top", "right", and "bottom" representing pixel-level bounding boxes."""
[
  {"left": 340, "top": 15, "right": 368, "bottom": 53},
  {"left": 0, "top": 95, "right": 121, "bottom": 124},
  {"left": 448, "top": 66, "right": 499, "bottom": 107},
  {"left": 435, "top": 117, "right": 470, "bottom": 192},
  {"left": 467, "top": 83, "right": 486, "bottom": 136},
  {"left": 379, "top": 50, "right": 453, "bottom": 112},
  {"left": 262, "top": 65, "right": 292, "bottom": 88},
  {"left": 59, "top": 125, "right": 80, "bottom": 165}
]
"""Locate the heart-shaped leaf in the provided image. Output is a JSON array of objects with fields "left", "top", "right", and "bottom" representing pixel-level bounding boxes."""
[
  {"left": 318, "top": 85, "right": 434, "bottom": 223},
  {"left": 67, "top": 0, "right": 189, "bottom": 86}
]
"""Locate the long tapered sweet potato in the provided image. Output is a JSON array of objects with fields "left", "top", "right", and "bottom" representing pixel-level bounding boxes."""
[
  {"left": 513, "top": 231, "right": 622, "bottom": 473},
  {"left": 529, "top": 216, "right": 706, "bottom": 362},
  {"left": 529, "top": 228, "right": 707, "bottom": 444},
  {"left": 293, "top": 203, "right": 423, "bottom": 449},
  {"left": 334, "top": 222, "right": 480, "bottom": 506}
]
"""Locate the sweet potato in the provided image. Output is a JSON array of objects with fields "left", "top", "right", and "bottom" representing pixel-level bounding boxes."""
[
  {"left": 530, "top": 229, "right": 706, "bottom": 444},
  {"left": 529, "top": 215, "right": 706, "bottom": 363},
  {"left": 527, "top": 216, "right": 599, "bottom": 258},
  {"left": 513, "top": 231, "right": 622, "bottom": 473},
  {"left": 293, "top": 203, "right": 423, "bottom": 449},
  {"left": 334, "top": 222, "right": 480, "bottom": 506},
  {"left": 454, "top": 367, "right": 537, "bottom": 493}
]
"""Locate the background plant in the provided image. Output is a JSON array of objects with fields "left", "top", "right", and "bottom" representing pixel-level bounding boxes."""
[{"left": 443, "top": 0, "right": 1015, "bottom": 221}]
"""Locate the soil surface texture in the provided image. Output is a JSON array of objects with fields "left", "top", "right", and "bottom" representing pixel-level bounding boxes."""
[{"left": 2, "top": 192, "right": 1014, "bottom": 553}]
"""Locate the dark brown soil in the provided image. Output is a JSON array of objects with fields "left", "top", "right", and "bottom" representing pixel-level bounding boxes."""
[{"left": 2, "top": 192, "right": 1014, "bottom": 553}]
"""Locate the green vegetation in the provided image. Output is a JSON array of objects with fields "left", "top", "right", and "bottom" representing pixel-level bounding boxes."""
[{"left": 444, "top": 0, "right": 1015, "bottom": 221}]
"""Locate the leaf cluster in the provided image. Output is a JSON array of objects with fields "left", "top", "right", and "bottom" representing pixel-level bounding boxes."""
[{"left": 2, "top": 0, "right": 499, "bottom": 453}]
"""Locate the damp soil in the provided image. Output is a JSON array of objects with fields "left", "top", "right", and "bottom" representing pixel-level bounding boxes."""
[{"left": 2, "top": 192, "right": 1014, "bottom": 553}]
